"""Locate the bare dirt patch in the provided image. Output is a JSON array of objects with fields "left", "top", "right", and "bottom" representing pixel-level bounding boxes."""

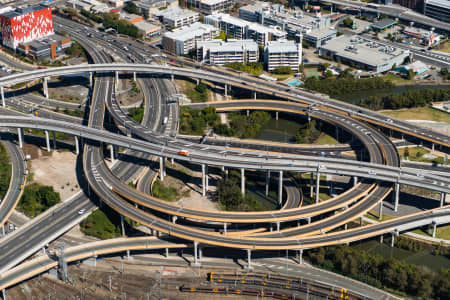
[
  {"left": 29, "top": 147, "right": 79, "bottom": 201},
  {"left": 117, "top": 77, "right": 143, "bottom": 107}
]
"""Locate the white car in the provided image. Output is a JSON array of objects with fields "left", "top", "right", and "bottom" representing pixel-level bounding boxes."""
[{"left": 78, "top": 209, "right": 86, "bottom": 215}]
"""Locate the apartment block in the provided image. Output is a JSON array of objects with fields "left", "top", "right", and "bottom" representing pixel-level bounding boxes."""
[
  {"left": 264, "top": 40, "right": 302, "bottom": 72},
  {"left": 197, "top": 39, "right": 258, "bottom": 66}
]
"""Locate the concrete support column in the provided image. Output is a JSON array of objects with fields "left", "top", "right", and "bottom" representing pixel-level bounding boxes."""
[
  {"left": 171, "top": 74, "right": 174, "bottom": 82},
  {"left": 315, "top": 171, "right": 320, "bottom": 204},
  {"left": 115, "top": 71, "right": 119, "bottom": 91},
  {"left": 246, "top": 109, "right": 249, "bottom": 117},
  {"left": 223, "top": 223, "right": 227, "bottom": 235},
  {"left": 344, "top": 223, "right": 348, "bottom": 230},
  {"left": 17, "top": 128, "right": 23, "bottom": 148},
  {"left": 2, "top": 289, "right": 6, "bottom": 300},
  {"left": 52, "top": 131, "right": 57, "bottom": 150},
  {"left": 298, "top": 249, "right": 303, "bottom": 264},
  {"left": 89, "top": 72, "right": 93, "bottom": 87},
  {"left": 276, "top": 221, "right": 280, "bottom": 232},
  {"left": 224, "top": 84, "right": 227, "bottom": 97},
  {"left": 278, "top": 170, "right": 283, "bottom": 206},
  {"left": 265, "top": 170, "right": 270, "bottom": 197},
  {"left": 440, "top": 192, "right": 446, "bottom": 207},
  {"left": 133, "top": 72, "right": 136, "bottom": 82},
  {"left": 120, "top": 215, "right": 125, "bottom": 237},
  {"left": 196, "top": 79, "right": 199, "bottom": 85},
  {"left": 432, "top": 143, "right": 435, "bottom": 151},
  {"left": 159, "top": 156, "right": 164, "bottom": 181},
  {"left": 43, "top": 77, "right": 49, "bottom": 99},
  {"left": 394, "top": 183, "right": 400, "bottom": 212},
  {"left": 432, "top": 222, "right": 437, "bottom": 238},
  {"left": 310, "top": 172, "right": 314, "bottom": 198},
  {"left": 1, "top": 86, "right": 4, "bottom": 108},
  {"left": 201, "top": 164, "right": 206, "bottom": 196},
  {"left": 253, "top": 91, "right": 257, "bottom": 100},
  {"left": 353, "top": 176, "right": 357, "bottom": 186},
  {"left": 109, "top": 145, "right": 115, "bottom": 162},
  {"left": 379, "top": 200, "right": 383, "bottom": 220},
  {"left": 335, "top": 127, "right": 339, "bottom": 141},
  {"left": 380, "top": 234, "right": 383, "bottom": 244},
  {"left": 391, "top": 232, "right": 395, "bottom": 247},
  {"left": 205, "top": 165, "right": 209, "bottom": 192},
  {"left": 74, "top": 136, "right": 79, "bottom": 155},
  {"left": 241, "top": 168, "right": 245, "bottom": 196},
  {"left": 172, "top": 216, "right": 177, "bottom": 224},
  {"left": 165, "top": 248, "right": 169, "bottom": 258},
  {"left": 246, "top": 249, "right": 253, "bottom": 270},
  {"left": 192, "top": 241, "right": 200, "bottom": 266},
  {"left": 307, "top": 217, "right": 311, "bottom": 224},
  {"left": 275, "top": 111, "right": 279, "bottom": 120},
  {"left": 45, "top": 130, "right": 51, "bottom": 152}
]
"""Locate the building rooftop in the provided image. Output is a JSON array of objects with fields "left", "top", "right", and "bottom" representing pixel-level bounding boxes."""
[
  {"left": 266, "top": 40, "right": 300, "bottom": 53},
  {"left": 198, "top": 0, "right": 229, "bottom": 5},
  {"left": 305, "top": 27, "right": 336, "bottom": 38},
  {"left": 2, "top": 4, "right": 48, "bottom": 18},
  {"left": 198, "top": 39, "right": 258, "bottom": 52},
  {"left": 136, "top": 0, "right": 174, "bottom": 9},
  {"left": 164, "top": 22, "right": 218, "bottom": 41},
  {"left": 425, "top": 0, "right": 450, "bottom": 9},
  {"left": 320, "top": 35, "right": 409, "bottom": 67},
  {"left": 371, "top": 18, "right": 397, "bottom": 29},
  {"left": 134, "top": 21, "right": 161, "bottom": 32},
  {"left": 206, "top": 13, "right": 286, "bottom": 36},
  {"left": 155, "top": 7, "right": 198, "bottom": 20}
]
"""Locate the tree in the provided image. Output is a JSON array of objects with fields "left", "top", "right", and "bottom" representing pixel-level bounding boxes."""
[
  {"left": 123, "top": 2, "right": 139, "bottom": 14},
  {"left": 407, "top": 69, "right": 415, "bottom": 80},
  {"left": 391, "top": 63, "right": 397, "bottom": 70},
  {"left": 404, "top": 147, "right": 409, "bottom": 158},
  {"left": 343, "top": 17, "right": 353, "bottom": 28},
  {"left": 272, "top": 66, "right": 292, "bottom": 75}
]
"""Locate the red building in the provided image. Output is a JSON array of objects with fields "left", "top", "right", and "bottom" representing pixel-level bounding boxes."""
[{"left": 0, "top": 5, "right": 53, "bottom": 49}]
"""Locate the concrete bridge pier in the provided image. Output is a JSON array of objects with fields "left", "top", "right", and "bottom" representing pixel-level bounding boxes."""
[
  {"left": 224, "top": 84, "right": 228, "bottom": 97},
  {"left": 115, "top": 71, "right": 119, "bottom": 91},
  {"left": 171, "top": 74, "right": 174, "bottom": 82},
  {"left": 245, "top": 249, "right": 253, "bottom": 270},
  {"left": 315, "top": 170, "right": 320, "bottom": 204},
  {"left": 52, "top": 131, "right": 57, "bottom": 150},
  {"left": 172, "top": 216, "right": 177, "bottom": 224},
  {"left": 379, "top": 200, "right": 383, "bottom": 220},
  {"left": 191, "top": 241, "right": 200, "bottom": 266},
  {"left": 393, "top": 183, "right": 400, "bottom": 212},
  {"left": 307, "top": 217, "right": 311, "bottom": 224},
  {"left": 133, "top": 72, "right": 136, "bottom": 82},
  {"left": 160, "top": 157, "right": 165, "bottom": 181},
  {"left": 253, "top": 91, "right": 257, "bottom": 99},
  {"left": 241, "top": 168, "right": 245, "bottom": 196},
  {"left": 432, "top": 221, "right": 437, "bottom": 238},
  {"left": 89, "top": 72, "right": 93, "bottom": 87},
  {"left": 432, "top": 143, "right": 435, "bottom": 151},
  {"left": 201, "top": 164, "right": 206, "bottom": 196},
  {"left": 196, "top": 79, "right": 199, "bottom": 85},
  {"left": 278, "top": 171, "right": 283, "bottom": 206},
  {"left": 205, "top": 165, "right": 209, "bottom": 191},
  {"left": 120, "top": 215, "right": 126, "bottom": 237},
  {"left": 353, "top": 176, "right": 357, "bottom": 186},
  {"left": 380, "top": 234, "right": 383, "bottom": 244},
  {"left": 265, "top": 170, "right": 270, "bottom": 197},
  {"left": 165, "top": 248, "right": 169, "bottom": 258},
  {"left": 310, "top": 172, "right": 314, "bottom": 198},
  {"left": 297, "top": 249, "right": 303, "bottom": 264},
  {"left": 17, "top": 128, "right": 23, "bottom": 148},
  {"left": 2, "top": 288, "right": 6, "bottom": 300},
  {"left": 1, "top": 86, "right": 4, "bottom": 107},
  {"left": 109, "top": 144, "right": 115, "bottom": 163},
  {"left": 276, "top": 221, "right": 280, "bottom": 232},
  {"left": 275, "top": 111, "right": 279, "bottom": 120},
  {"left": 45, "top": 130, "right": 51, "bottom": 152},
  {"left": 43, "top": 77, "right": 49, "bottom": 99},
  {"left": 223, "top": 223, "right": 227, "bottom": 235},
  {"left": 74, "top": 136, "right": 79, "bottom": 155},
  {"left": 441, "top": 192, "right": 446, "bottom": 207}
]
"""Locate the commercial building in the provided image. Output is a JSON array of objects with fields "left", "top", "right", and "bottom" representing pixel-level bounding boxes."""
[
  {"left": 108, "top": 0, "right": 124, "bottom": 8},
  {"left": 120, "top": 12, "right": 143, "bottom": 24},
  {"left": 303, "top": 28, "right": 336, "bottom": 48},
  {"left": 204, "top": 13, "right": 286, "bottom": 45},
  {"left": 18, "top": 34, "right": 72, "bottom": 60},
  {"left": 0, "top": 5, "right": 54, "bottom": 49},
  {"left": 424, "top": 0, "right": 450, "bottom": 23},
  {"left": 197, "top": 39, "right": 258, "bottom": 66},
  {"left": 370, "top": 18, "right": 397, "bottom": 31},
  {"left": 135, "top": 0, "right": 178, "bottom": 18},
  {"left": 403, "top": 26, "right": 441, "bottom": 46},
  {"left": 264, "top": 40, "right": 302, "bottom": 72},
  {"left": 134, "top": 21, "right": 162, "bottom": 37},
  {"left": 162, "top": 22, "right": 220, "bottom": 55},
  {"left": 318, "top": 35, "right": 409, "bottom": 74},
  {"left": 393, "top": 0, "right": 423, "bottom": 10},
  {"left": 185, "top": 0, "right": 234, "bottom": 14},
  {"left": 154, "top": 7, "right": 199, "bottom": 28},
  {"left": 66, "top": 0, "right": 109, "bottom": 12},
  {"left": 397, "top": 61, "right": 428, "bottom": 75},
  {"left": 239, "top": 3, "right": 330, "bottom": 38}
]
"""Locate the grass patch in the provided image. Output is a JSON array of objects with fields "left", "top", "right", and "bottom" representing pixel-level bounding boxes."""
[
  {"left": 365, "top": 210, "right": 397, "bottom": 222},
  {"left": 412, "top": 225, "right": 450, "bottom": 240},
  {"left": 18, "top": 183, "right": 60, "bottom": 218},
  {"left": 24, "top": 128, "right": 72, "bottom": 141},
  {"left": 152, "top": 179, "right": 182, "bottom": 202},
  {"left": 270, "top": 73, "right": 292, "bottom": 81},
  {"left": 315, "top": 133, "right": 338, "bottom": 145},
  {"left": 0, "top": 143, "right": 12, "bottom": 200},
  {"left": 182, "top": 81, "right": 209, "bottom": 103},
  {"left": 381, "top": 107, "right": 450, "bottom": 122},
  {"left": 383, "top": 73, "right": 414, "bottom": 84},
  {"left": 398, "top": 146, "right": 448, "bottom": 165},
  {"left": 436, "top": 41, "right": 450, "bottom": 53},
  {"left": 80, "top": 208, "right": 122, "bottom": 239},
  {"left": 128, "top": 105, "right": 144, "bottom": 124}
]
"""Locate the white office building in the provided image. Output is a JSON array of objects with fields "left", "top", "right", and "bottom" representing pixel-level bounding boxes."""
[
  {"left": 162, "top": 22, "right": 220, "bottom": 55},
  {"left": 155, "top": 7, "right": 199, "bottom": 28},
  {"left": 204, "top": 13, "right": 286, "bottom": 45},
  {"left": 135, "top": 0, "right": 178, "bottom": 17},
  {"left": 424, "top": 0, "right": 450, "bottom": 23},
  {"left": 264, "top": 40, "right": 302, "bottom": 72},
  {"left": 186, "top": 0, "right": 233, "bottom": 14},
  {"left": 197, "top": 39, "right": 258, "bottom": 66}
]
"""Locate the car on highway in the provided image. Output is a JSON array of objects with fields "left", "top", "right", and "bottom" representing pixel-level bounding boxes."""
[
  {"left": 368, "top": 170, "right": 376, "bottom": 175},
  {"left": 177, "top": 150, "right": 189, "bottom": 156},
  {"left": 78, "top": 209, "right": 86, "bottom": 215}
]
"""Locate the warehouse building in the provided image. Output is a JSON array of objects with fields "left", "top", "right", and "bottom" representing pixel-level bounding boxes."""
[
  {"left": 0, "top": 5, "right": 54, "bottom": 49},
  {"left": 18, "top": 35, "right": 72, "bottom": 60},
  {"left": 303, "top": 28, "right": 336, "bottom": 48},
  {"left": 197, "top": 39, "right": 258, "bottom": 66},
  {"left": 162, "top": 22, "right": 220, "bottom": 55},
  {"left": 154, "top": 7, "right": 199, "bottom": 28},
  {"left": 318, "top": 35, "right": 409, "bottom": 74},
  {"left": 204, "top": 13, "right": 286, "bottom": 45},
  {"left": 264, "top": 40, "right": 302, "bottom": 72}
]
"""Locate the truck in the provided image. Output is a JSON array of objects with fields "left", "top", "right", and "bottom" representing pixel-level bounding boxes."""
[{"left": 162, "top": 117, "right": 168, "bottom": 125}]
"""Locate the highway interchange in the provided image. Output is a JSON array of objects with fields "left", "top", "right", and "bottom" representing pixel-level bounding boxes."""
[{"left": 0, "top": 15, "right": 448, "bottom": 299}]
